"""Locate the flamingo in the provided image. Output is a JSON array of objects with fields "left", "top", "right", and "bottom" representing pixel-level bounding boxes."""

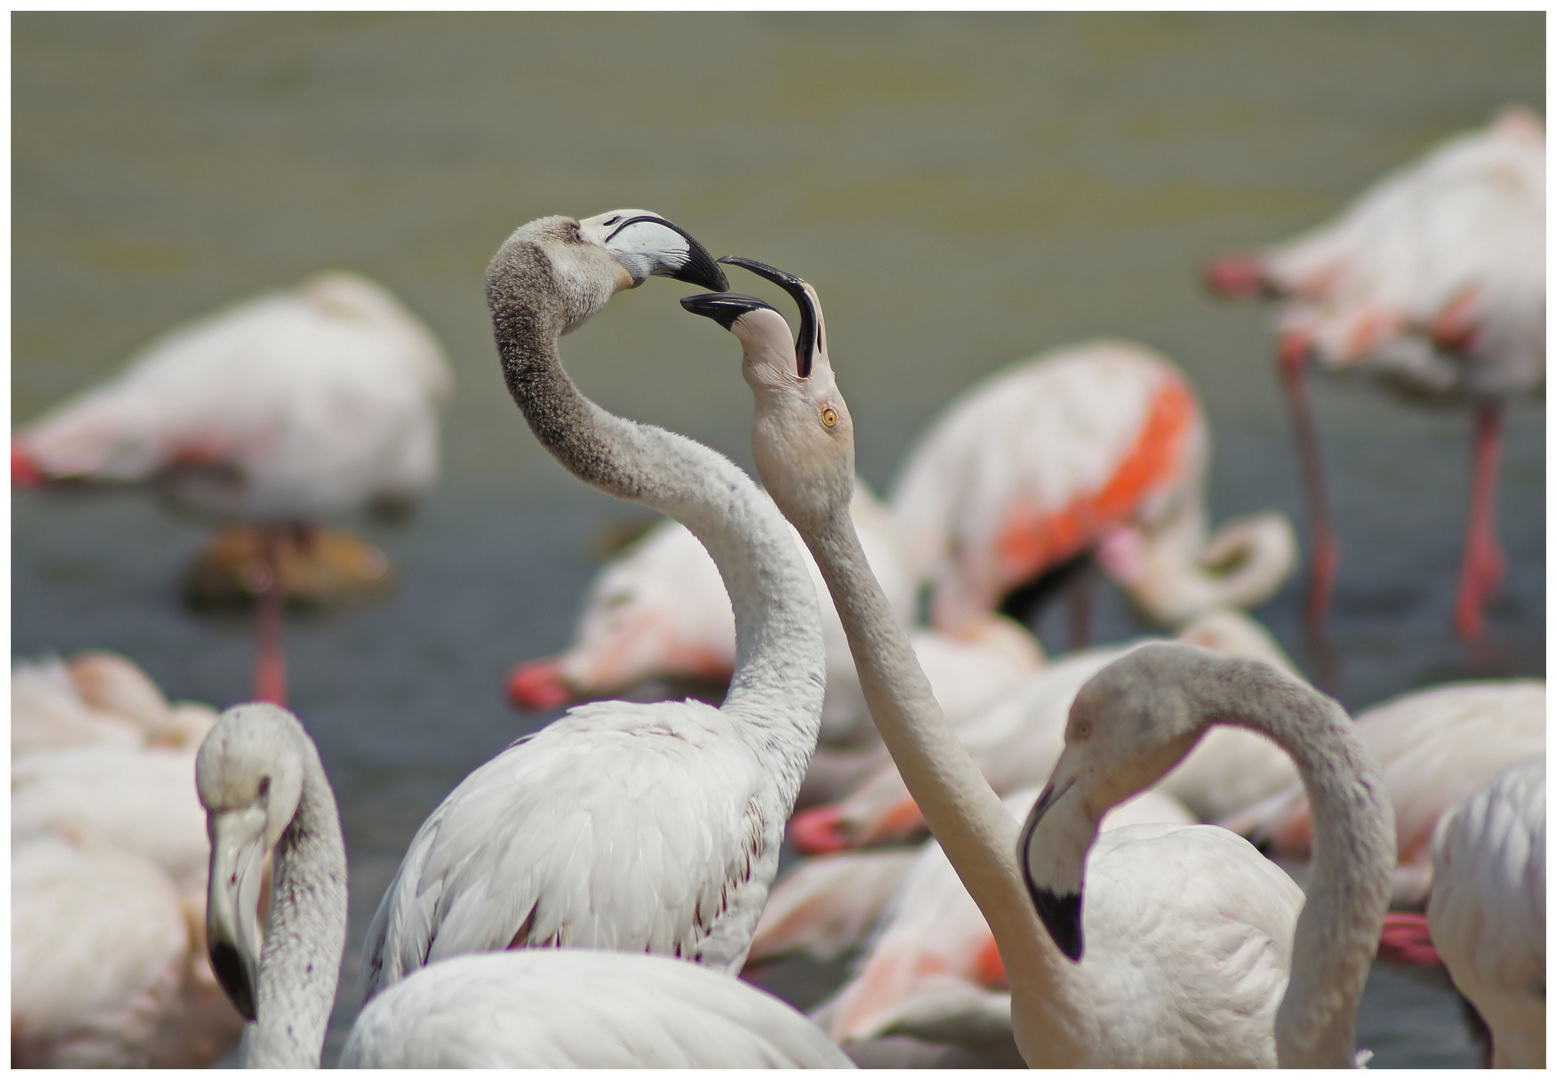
[
  {"left": 683, "top": 258, "right": 1391, "bottom": 1066},
  {"left": 1427, "top": 757, "right": 1544, "bottom": 1069},
  {"left": 11, "top": 271, "right": 454, "bottom": 704},
  {"left": 889, "top": 338, "right": 1296, "bottom": 637},
  {"left": 360, "top": 210, "right": 827, "bottom": 1000},
  {"left": 788, "top": 607, "right": 1302, "bottom": 854},
  {"left": 11, "top": 656, "right": 241, "bottom": 1067},
  {"left": 506, "top": 481, "right": 919, "bottom": 746},
  {"left": 12, "top": 839, "right": 245, "bottom": 1068},
  {"left": 813, "top": 786, "right": 1194, "bottom": 1053},
  {"left": 195, "top": 701, "right": 853, "bottom": 1068},
  {"left": 1223, "top": 679, "right": 1544, "bottom": 907},
  {"left": 12, "top": 650, "right": 217, "bottom": 757},
  {"left": 1206, "top": 105, "right": 1545, "bottom": 639}
]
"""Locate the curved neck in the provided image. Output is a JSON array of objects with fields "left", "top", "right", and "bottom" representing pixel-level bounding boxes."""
[
  {"left": 1127, "top": 511, "right": 1292, "bottom": 626},
  {"left": 804, "top": 506, "right": 1074, "bottom": 1001},
  {"left": 487, "top": 241, "right": 825, "bottom": 792},
  {"left": 249, "top": 737, "right": 348, "bottom": 1068},
  {"left": 1180, "top": 656, "right": 1394, "bottom": 1067}
]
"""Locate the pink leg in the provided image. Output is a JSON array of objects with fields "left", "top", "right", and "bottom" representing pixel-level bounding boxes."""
[
  {"left": 1277, "top": 332, "right": 1338, "bottom": 635},
  {"left": 1455, "top": 404, "right": 1506, "bottom": 640},
  {"left": 254, "top": 526, "right": 288, "bottom": 705}
]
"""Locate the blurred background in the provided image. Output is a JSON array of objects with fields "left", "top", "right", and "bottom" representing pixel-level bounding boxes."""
[{"left": 12, "top": 11, "right": 1543, "bottom": 1066}]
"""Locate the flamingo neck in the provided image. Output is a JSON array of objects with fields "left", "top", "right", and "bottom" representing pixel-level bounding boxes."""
[
  {"left": 1180, "top": 656, "right": 1394, "bottom": 1067},
  {"left": 1120, "top": 509, "right": 1294, "bottom": 626},
  {"left": 486, "top": 239, "right": 826, "bottom": 798},
  {"left": 249, "top": 735, "right": 348, "bottom": 1068},
  {"left": 802, "top": 505, "right": 1077, "bottom": 1026}
]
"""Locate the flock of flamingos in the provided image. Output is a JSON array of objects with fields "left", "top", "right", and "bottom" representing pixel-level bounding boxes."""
[{"left": 10, "top": 107, "right": 1546, "bottom": 1068}]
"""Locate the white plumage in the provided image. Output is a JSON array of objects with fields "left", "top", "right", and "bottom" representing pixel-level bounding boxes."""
[
  {"left": 13, "top": 271, "right": 451, "bottom": 521},
  {"left": 1427, "top": 757, "right": 1545, "bottom": 1069},
  {"left": 342, "top": 950, "right": 853, "bottom": 1068}
]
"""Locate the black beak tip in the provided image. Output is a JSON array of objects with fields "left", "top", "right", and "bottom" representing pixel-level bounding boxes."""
[
  {"left": 680, "top": 292, "right": 772, "bottom": 332},
  {"left": 1029, "top": 886, "right": 1085, "bottom": 963},
  {"left": 210, "top": 939, "right": 258, "bottom": 1022},
  {"left": 678, "top": 247, "right": 729, "bottom": 293}
]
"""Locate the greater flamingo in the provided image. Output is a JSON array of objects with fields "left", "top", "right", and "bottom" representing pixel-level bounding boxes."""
[
  {"left": 506, "top": 483, "right": 918, "bottom": 746},
  {"left": 196, "top": 702, "right": 852, "bottom": 1068},
  {"left": 789, "top": 608, "right": 1301, "bottom": 854},
  {"left": 684, "top": 258, "right": 1391, "bottom": 1066},
  {"left": 889, "top": 338, "right": 1296, "bottom": 636},
  {"left": 12, "top": 839, "right": 244, "bottom": 1068},
  {"left": 815, "top": 787, "right": 1193, "bottom": 1053},
  {"left": 11, "top": 271, "right": 454, "bottom": 703},
  {"left": 360, "top": 210, "right": 827, "bottom": 1000},
  {"left": 1206, "top": 105, "right": 1545, "bottom": 639},
  {"left": 11, "top": 655, "right": 241, "bottom": 1067},
  {"left": 1224, "top": 679, "right": 1544, "bottom": 906},
  {"left": 12, "top": 650, "right": 216, "bottom": 757},
  {"left": 1427, "top": 756, "right": 1544, "bottom": 1068}
]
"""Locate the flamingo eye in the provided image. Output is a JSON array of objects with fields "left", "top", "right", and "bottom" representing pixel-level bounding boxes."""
[
  {"left": 257, "top": 776, "right": 271, "bottom": 798},
  {"left": 1073, "top": 720, "right": 1091, "bottom": 741},
  {"left": 821, "top": 407, "right": 839, "bottom": 428}
]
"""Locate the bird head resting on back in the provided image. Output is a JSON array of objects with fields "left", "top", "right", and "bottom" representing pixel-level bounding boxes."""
[{"left": 680, "top": 256, "right": 856, "bottom": 535}]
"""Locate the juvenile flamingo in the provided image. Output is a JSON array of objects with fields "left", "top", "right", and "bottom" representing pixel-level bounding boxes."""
[
  {"left": 683, "top": 258, "right": 1389, "bottom": 1066},
  {"left": 890, "top": 339, "right": 1295, "bottom": 636},
  {"left": 361, "top": 210, "right": 828, "bottom": 1001},
  {"left": 1206, "top": 105, "right": 1545, "bottom": 638},
  {"left": 12, "top": 272, "right": 454, "bottom": 703}
]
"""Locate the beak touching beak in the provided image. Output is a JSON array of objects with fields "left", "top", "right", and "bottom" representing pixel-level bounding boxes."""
[
  {"left": 718, "top": 256, "right": 822, "bottom": 379},
  {"left": 1018, "top": 777, "right": 1087, "bottom": 962},
  {"left": 206, "top": 807, "right": 270, "bottom": 1022},
  {"left": 580, "top": 210, "right": 729, "bottom": 292}
]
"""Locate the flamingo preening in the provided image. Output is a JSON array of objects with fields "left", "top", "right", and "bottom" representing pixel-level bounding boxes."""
[
  {"left": 1206, "top": 105, "right": 1545, "bottom": 639},
  {"left": 11, "top": 272, "right": 454, "bottom": 704}
]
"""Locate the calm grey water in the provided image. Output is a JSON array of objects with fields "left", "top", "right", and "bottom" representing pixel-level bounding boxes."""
[{"left": 12, "top": 12, "right": 1543, "bottom": 1068}]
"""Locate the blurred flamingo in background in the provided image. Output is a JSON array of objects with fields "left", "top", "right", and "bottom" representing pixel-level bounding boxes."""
[
  {"left": 12, "top": 271, "right": 454, "bottom": 705},
  {"left": 1206, "top": 105, "right": 1545, "bottom": 639},
  {"left": 890, "top": 339, "right": 1296, "bottom": 642}
]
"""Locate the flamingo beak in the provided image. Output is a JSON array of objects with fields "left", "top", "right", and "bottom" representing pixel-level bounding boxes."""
[
  {"left": 206, "top": 806, "right": 270, "bottom": 1022},
  {"left": 580, "top": 210, "right": 729, "bottom": 292},
  {"left": 1017, "top": 776, "right": 1087, "bottom": 962},
  {"left": 679, "top": 291, "right": 779, "bottom": 330},
  {"left": 717, "top": 256, "right": 822, "bottom": 379}
]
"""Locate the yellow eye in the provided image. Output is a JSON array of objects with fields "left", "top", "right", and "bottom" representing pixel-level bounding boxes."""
[{"left": 821, "top": 407, "right": 839, "bottom": 428}]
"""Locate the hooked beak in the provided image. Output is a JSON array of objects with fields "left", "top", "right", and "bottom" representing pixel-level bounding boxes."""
[
  {"left": 679, "top": 291, "right": 780, "bottom": 330},
  {"left": 579, "top": 210, "right": 729, "bottom": 292},
  {"left": 206, "top": 807, "right": 270, "bottom": 1022},
  {"left": 1017, "top": 777, "right": 1086, "bottom": 962},
  {"left": 718, "top": 256, "right": 822, "bottom": 379}
]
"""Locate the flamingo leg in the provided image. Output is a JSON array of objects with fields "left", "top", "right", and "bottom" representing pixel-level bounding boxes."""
[
  {"left": 1277, "top": 331, "right": 1338, "bottom": 635},
  {"left": 1454, "top": 404, "right": 1506, "bottom": 640},
  {"left": 254, "top": 525, "right": 288, "bottom": 705}
]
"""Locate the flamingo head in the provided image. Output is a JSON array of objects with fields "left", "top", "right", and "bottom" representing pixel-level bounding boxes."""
[
  {"left": 1019, "top": 644, "right": 1217, "bottom": 960},
  {"left": 491, "top": 210, "right": 727, "bottom": 335},
  {"left": 681, "top": 257, "right": 855, "bottom": 534},
  {"left": 196, "top": 703, "right": 309, "bottom": 1021}
]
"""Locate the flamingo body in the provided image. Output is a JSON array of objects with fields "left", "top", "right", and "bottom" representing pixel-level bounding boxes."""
[
  {"left": 13, "top": 272, "right": 452, "bottom": 521},
  {"left": 343, "top": 949, "right": 853, "bottom": 1068},
  {"left": 1427, "top": 757, "right": 1545, "bottom": 1069},
  {"left": 509, "top": 482, "right": 916, "bottom": 745}
]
